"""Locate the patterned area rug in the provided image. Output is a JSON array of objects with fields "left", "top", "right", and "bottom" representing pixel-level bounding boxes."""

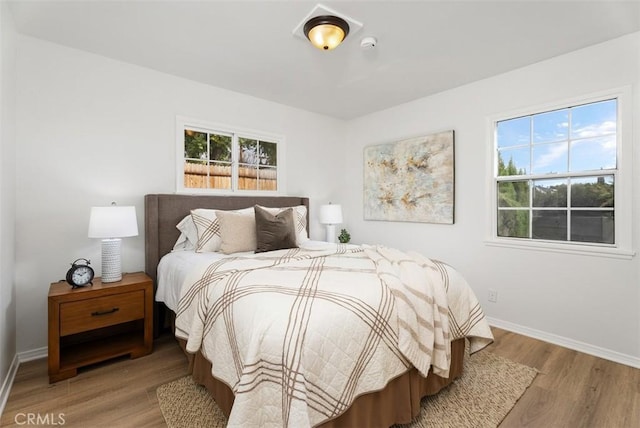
[{"left": 157, "top": 350, "right": 537, "bottom": 428}]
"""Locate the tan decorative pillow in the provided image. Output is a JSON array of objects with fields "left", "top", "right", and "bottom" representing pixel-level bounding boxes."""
[
  {"left": 191, "top": 207, "right": 253, "bottom": 252},
  {"left": 254, "top": 206, "right": 297, "bottom": 253},
  {"left": 216, "top": 210, "right": 257, "bottom": 254}
]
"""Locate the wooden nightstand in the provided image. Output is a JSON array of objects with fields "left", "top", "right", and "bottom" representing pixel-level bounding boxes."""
[{"left": 48, "top": 272, "right": 153, "bottom": 383}]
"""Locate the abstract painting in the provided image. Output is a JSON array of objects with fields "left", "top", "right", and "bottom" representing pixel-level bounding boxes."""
[{"left": 364, "top": 130, "right": 454, "bottom": 223}]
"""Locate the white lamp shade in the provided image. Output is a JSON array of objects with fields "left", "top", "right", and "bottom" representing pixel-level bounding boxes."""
[
  {"left": 88, "top": 206, "right": 138, "bottom": 238},
  {"left": 319, "top": 204, "right": 343, "bottom": 225}
]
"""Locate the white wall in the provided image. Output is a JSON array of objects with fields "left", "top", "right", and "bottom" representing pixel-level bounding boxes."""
[
  {"left": 14, "top": 36, "right": 346, "bottom": 353},
  {"left": 344, "top": 33, "right": 640, "bottom": 363},
  {"left": 11, "top": 28, "right": 640, "bottom": 366},
  {"left": 0, "top": 0, "right": 17, "bottom": 408}
]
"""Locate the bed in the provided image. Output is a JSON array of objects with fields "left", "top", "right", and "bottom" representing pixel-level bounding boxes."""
[{"left": 144, "top": 193, "right": 493, "bottom": 427}]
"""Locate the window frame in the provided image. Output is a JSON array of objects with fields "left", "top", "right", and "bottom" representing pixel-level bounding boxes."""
[
  {"left": 485, "top": 87, "right": 634, "bottom": 259},
  {"left": 176, "top": 116, "right": 285, "bottom": 195}
]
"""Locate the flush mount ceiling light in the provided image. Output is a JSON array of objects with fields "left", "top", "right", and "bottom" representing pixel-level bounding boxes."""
[
  {"left": 292, "top": 4, "right": 363, "bottom": 51},
  {"left": 303, "top": 15, "right": 350, "bottom": 51}
]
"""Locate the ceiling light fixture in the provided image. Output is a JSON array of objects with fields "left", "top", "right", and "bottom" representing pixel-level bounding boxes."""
[{"left": 303, "top": 15, "right": 350, "bottom": 51}]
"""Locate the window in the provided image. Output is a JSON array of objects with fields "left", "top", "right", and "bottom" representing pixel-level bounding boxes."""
[
  {"left": 490, "top": 90, "right": 632, "bottom": 256},
  {"left": 177, "top": 117, "right": 283, "bottom": 194}
]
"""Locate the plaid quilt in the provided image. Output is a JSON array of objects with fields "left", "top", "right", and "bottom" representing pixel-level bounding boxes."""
[{"left": 175, "top": 245, "right": 493, "bottom": 427}]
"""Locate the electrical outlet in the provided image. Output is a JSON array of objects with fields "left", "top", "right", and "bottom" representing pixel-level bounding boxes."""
[{"left": 488, "top": 289, "right": 498, "bottom": 303}]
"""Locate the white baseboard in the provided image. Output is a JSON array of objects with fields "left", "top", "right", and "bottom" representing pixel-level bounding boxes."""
[
  {"left": 0, "top": 347, "right": 47, "bottom": 418},
  {"left": 0, "top": 354, "right": 19, "bottom": 418},
  {"left": 488, "top": 317, "right": 640, "bottom": 369},
  {"left": 18, "top": 347, "right": 47, "bottom": 363}
]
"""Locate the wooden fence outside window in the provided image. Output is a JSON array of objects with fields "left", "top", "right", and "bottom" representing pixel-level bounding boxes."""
[{"left": 184, "top": 162, "right": 277, "bottom": 190}]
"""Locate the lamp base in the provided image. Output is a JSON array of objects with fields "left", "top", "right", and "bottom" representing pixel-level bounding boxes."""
[
  {"left": 101, "top": 238, "right": 122, "bottom": 283},
  {"left": 325, "top": 224, "right": 337, "bottom": 243}
]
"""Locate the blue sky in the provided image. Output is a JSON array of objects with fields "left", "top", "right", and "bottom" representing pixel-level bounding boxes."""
[{"left": 497, "top": 99, "right": 617, "bottom": 175}]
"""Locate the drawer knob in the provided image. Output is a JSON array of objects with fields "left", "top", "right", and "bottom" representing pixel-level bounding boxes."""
[{"left": 91, "top": 307, "right": 120, "bottom": 316}]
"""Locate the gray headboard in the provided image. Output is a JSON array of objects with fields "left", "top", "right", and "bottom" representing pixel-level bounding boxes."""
[{"left": 144, "top": 193, "right": 310, "bottom": 285}]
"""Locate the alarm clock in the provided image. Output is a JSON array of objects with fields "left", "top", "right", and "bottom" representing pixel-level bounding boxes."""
[{"left": 66, "top": 258, "right": 95, "bottom": 288}]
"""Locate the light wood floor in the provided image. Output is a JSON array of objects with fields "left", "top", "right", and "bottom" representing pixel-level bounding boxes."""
[{"left": 1, "top": 327, "right": 638, "bottom": 427}]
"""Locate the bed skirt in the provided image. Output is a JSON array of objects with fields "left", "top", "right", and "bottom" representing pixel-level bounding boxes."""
[{"left": 176, "top": 337, "right": 465, "bottom": 428}]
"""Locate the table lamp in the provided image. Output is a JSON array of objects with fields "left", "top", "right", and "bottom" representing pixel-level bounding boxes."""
[
  {"left": 319, "top": 203, "right": 343, "bottom": 243},
  {"left": 88, "top": 203, "right": 138, "bottom": 283}
]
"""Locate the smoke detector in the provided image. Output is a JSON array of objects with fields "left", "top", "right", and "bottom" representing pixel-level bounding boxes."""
[{"left": 360, "top": 36, "right": 377, "bottom": 49}]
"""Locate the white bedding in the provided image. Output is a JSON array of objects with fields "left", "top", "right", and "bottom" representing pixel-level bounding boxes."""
[
  {"left": 156, "top": 241, "right": 341, "bottom": 311},
  {"left": 157, "top": 251, "right": 226, "bottom": 311}
]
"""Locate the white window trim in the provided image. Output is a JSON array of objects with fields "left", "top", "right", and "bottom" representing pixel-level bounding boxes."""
[
  {"left": 176, "top": 116, "right": 286, "bottom": 196},
  {"left": 484, "top": 87, "right": 635, "bottom": 260}
]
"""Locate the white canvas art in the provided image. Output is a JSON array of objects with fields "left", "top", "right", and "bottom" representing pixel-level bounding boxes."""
[{"left": 364, "top": 131, "right": 454, "bottom": 223}]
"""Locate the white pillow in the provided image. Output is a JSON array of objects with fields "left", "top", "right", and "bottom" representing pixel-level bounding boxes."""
[
  {"left": 216, "top": 210, "right": 257, "bottom": 254},
  {"left": 191, "top": 207, "right": 253, "bottom": 252},
  {"left": 257, "top": 205, "right": 309, "bottom": 245},
  {"left": 172, "top": 215, "right": 199, "bottom": 251}
]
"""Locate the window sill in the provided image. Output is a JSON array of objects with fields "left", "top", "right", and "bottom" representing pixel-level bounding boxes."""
[{"left": 484, "top": 238, "right": 635, "bottom": 260}]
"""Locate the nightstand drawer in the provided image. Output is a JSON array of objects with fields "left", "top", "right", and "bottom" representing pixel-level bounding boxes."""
[{"left": 60, "top": 290, "right": 145, "bottom": 336}]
